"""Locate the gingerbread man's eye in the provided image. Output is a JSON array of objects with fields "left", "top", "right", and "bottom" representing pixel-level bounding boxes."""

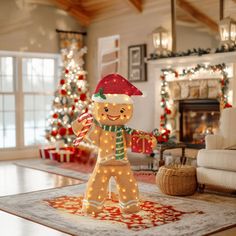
[
  {"left": 104, "top": 107, "right": 109, "bottom": 112},
  {"left": 120, "top": 108, "right": 125, "bottom": 113}
]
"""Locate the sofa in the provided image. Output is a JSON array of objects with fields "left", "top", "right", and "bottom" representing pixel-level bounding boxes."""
[{"left": 197, "top": 107, "right": 236, "bottom": 191}]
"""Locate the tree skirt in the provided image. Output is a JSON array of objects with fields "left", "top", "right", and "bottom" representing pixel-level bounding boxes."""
[{"left": 0, "top": 184, "right": 235, "bottom": 236}]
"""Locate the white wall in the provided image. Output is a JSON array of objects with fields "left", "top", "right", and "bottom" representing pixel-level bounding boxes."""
[
  {"left": 86, "top": 0, "right": 171, "bottom": 132},
  {"left": 176, "top": 25, "right": 218, "bottom": 51},
  {"left": 0, "top": 0, "right": 83, "bottom": 53}
]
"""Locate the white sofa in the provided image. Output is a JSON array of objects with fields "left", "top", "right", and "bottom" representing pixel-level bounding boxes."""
[{"left": 197, "top": 107, "right": 236, "bottom": 191}]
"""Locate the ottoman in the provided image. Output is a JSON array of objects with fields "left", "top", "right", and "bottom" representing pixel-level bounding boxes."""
[{"left": 156, "top": 165, "right": 197, "bottom": 196}]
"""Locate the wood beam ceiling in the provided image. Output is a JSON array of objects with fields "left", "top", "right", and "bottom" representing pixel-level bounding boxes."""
[
  {"left": 52, "top": 0, "right": 90, "bottom": 26},
  {"left": 176, "top": 0, "right": 218, "bottom": 33},
  {"left": 124, "top": 0, "right": 142, "bottom": 13}
]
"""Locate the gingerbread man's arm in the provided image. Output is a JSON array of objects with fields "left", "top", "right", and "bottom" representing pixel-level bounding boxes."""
[
  {"left": 125, "top": 133, "right": 132, "bottom": 148},
  {"left": 84, "top": 124, "right": 101, "bottom": 146}
]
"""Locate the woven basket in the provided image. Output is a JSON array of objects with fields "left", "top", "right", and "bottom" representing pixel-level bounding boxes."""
[{"left": 156, "top": 165, "right": 197, "bottom": 196}]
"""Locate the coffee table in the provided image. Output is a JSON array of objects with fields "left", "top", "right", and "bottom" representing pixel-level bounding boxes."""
[{"left": 156, "top": 142, "right": 186, "bottom": 167}]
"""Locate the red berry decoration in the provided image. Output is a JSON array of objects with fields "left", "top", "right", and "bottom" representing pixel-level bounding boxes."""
[
  {"left": 60, "top": 79, "right": 65, "bottom": 85},
  {"left": 65, "top": 69, "right": 69, "bottom": 74},
  {"left": 51, "top": 130, "right": 58, "bottom": 137},
  {"left": 58, "top": 127, "right": 67, "bottom": 136},
  {"left": 52, "top": 113, "right": 58, "bottom": 119},
  {"left": 78, "top": 75, "right": 84, "bottom": 80},
  {"left": 78, "top": 88, "right": 81, "bottom": 92},
  {"left": 224, "top": 103, "right": 232, "bottom": 108},
  {"left": 160, "top": 115, "right": 165, "bottom": 120},
  {"left": 60, "top": 89, "right": 67, "bottom": 95},
  {"left": 80, "top": 93, "right": 86, "bottom": 101}
]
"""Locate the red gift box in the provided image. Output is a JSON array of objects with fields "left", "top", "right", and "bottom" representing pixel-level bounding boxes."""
[
  {"left": 57, "top": 150, "right": 75, "bottom": 163},
  {"left": 39, "top": 146, "right": 55, "bottom": 159},
  {"left": 131, "top": 131, "right": 153, "bottom": 154},
  {"left": 49, "top": 150, "right": 59, "bottom": 161}
]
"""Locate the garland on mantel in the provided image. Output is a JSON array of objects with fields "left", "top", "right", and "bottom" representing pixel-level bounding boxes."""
[
  {"left": 160, "top": 63, "right": 232, "bottom": 129},
  {"left": 148, "top": 43, "right": 236, "bottom": 60}
]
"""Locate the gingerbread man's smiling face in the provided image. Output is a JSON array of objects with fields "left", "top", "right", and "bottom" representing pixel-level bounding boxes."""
[{"left": 93, "top": 102, "right": 133, "bottom": 126}]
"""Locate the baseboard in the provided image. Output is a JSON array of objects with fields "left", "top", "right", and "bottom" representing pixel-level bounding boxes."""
[{"left": 0, "top": 148, "right": 39, "bottom": 161}]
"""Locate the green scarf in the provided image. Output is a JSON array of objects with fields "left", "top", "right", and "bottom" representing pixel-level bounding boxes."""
[{"left": 94, "top": 119, "right": 134, "bottom": 160}]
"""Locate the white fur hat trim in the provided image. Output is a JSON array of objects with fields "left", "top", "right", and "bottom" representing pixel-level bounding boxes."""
[{"left": 92, "top": 94, "right": 133, "bottom": 104}]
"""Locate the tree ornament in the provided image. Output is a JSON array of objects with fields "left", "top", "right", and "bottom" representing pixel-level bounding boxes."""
[
  {"left": 52, "top": 113, "right": 58, "bottom": 119},
  {"left": 74, "top": 98, "right": 79, "bottom": 103},
  {"left": 60, "top": 79, "right": 65, "bottom": 85},
  {"left": 80, "top": 93, "right": 87, "bottom": 101},
  {"left": 51, "top": 130, "right": 58, "bottom": 136},
  {"left": 60, "top": 89, "right": 67, "bottom": 95},
  {"left": 65, "top": 69, "right": 69, "bottom": 74},
  {"left": 78, "top": 75, "right": 84, "bottom": 80},
  {"left": 58, "top": 127, "right": 67, "bottom": 136}
]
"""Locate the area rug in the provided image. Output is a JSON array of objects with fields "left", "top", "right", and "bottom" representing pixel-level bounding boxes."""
[
  {"left": 0, "top": 183, "right": 235, "bottom": 236},
  {"left": 15, "top": 159, "right": 156, "bottom": 183}
]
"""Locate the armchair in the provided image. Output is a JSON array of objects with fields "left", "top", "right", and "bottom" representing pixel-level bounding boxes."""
[{"left": 197, "top": 107, "right": 236, "bottom": 191}]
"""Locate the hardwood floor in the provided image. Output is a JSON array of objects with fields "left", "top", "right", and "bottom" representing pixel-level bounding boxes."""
[
  {"left": 0, "top": 161, "right": 82, "bottom": 236},
  {"left": 0, "top": 160, "right": 235, "bottom": 236}
]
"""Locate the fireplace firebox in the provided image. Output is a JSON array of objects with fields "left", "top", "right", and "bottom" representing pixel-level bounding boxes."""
[{"left": 179, "top": 99, "right": 220, "bottom": 149}]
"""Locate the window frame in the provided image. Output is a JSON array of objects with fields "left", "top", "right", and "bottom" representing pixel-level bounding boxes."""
[{"left": 0, "top": 50, "right": 60, "bottom": 153}]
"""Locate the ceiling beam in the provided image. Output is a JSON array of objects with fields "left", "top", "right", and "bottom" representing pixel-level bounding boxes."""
[
  {"left": 124, "top": 0, "right": 142, "bottom": 13},
  {"left": 176, "top": 0, "right": 218, "bottom": 33},
  {"left": 52, "top": 0, "right": 90, "bottom": 26}
]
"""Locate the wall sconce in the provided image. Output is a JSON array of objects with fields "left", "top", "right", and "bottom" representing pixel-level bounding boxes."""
[
  {"left": 219, "top": 17, "right": 236, "bottom": 45},
  {"left": 152, "top": 26, "right": 169, "bottom": 54}
]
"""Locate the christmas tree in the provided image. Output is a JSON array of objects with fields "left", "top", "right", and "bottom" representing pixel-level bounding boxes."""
[{"left": 46, "top": 45, "right": 91, "bottom": 145}]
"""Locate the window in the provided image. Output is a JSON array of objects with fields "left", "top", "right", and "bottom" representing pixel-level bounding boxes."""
[
  {"left": 97, "top": 35, "right": 120, "bottom": 79},
  {"left": 0, "top": 57, "right": 15, "bottom": 148},
  {"left": 0, "top": 52, "right": 59, "bottom": 150}
]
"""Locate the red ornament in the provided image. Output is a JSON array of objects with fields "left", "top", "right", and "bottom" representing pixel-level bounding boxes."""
[
  {"left": 60, "top": 79, "right": 65, "bottom": 85},
  {"left": 60, "top": 89, "right": 67, "bottom": 95},
  {"left": 74, "top": 98, "right": 79, "bottom": 103},
  {"left": 65, "top": 69, "right": 69, "bottom": 74},
  {"left": 174, "top": 71, "right": 179, "bottom": 78},
  {"left": 71, "top": 105, "right": 75, "bottom": 110},
  {"left": 221, "top": 80, "right": 225, "bottom": 86},
  {"left": 161, "top": 75, "right": 165, "bottom": 80},
  {"left": 78, "top": 88, "right": 81, "bottom": 92},
  {"left": 52, "top": 113, "right": 58, "bottom": 119},
  {"left": 70, "top": 111, "right": 74, "bottom": 117},
  {"left": 68, "top": 127, "right": 74, "bottom": 135},
  {"left": 51, "top": 130, "right": 58, "bottom": 137},
  {"left": 58, "top": 127, "right": 67, "bottom": 136},
  {"left": 78, "top": 75, "right": 84, "bottom": 80},
  {"left": 80, "top": 93, "right": 87, "bottom": 101},
  {"left": 57, "top": 122, "right": 62, "bottom": 126},
  {"left": 161, "top": 98, "right": 165, "bottom": 102}
]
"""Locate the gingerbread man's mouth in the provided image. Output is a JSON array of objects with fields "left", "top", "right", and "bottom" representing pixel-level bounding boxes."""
[{"left": 107, "top": 114, "right": 121, "bottom": 121}]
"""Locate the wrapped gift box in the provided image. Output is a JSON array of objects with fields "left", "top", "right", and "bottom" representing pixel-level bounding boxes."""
[
  {"left": 39, "top": 146, "right": 55, "bottom": 159},
  {"left": 57, "top": 150, "right": 75, "bottom": 163},
  {"left": 131, "top": 131, "right": 153, "bottom": 154},
  {"left": 49, "top": 150, "right": 59, "bottom": 161}
]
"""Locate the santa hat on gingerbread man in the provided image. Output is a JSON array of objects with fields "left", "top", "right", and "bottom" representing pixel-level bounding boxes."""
[{"left": 92, "top": 74, "right": 143, "bottom": 104}]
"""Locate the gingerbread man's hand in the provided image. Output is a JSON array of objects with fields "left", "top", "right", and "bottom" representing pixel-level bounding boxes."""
[{"left": 72, "top": 119, "right": 87, "bottom": 136}]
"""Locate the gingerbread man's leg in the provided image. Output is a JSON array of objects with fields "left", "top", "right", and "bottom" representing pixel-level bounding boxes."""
[
  {"left": 82, "top": 165, "right": 110, "bottom": 214},
  {"left": 114, "top": 165, "right": 140, "bottom": 214}
]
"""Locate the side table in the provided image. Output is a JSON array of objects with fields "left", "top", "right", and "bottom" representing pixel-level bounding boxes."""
[{"left": 156, "top": 142, "right": 186, "bottom": 167}]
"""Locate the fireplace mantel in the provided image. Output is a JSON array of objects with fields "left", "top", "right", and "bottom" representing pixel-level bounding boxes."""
[{"left": 147, "top": 51, "right": 236, "bottom": 68}]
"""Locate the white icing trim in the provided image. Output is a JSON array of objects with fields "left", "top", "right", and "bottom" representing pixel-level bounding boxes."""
[{"left": 92, "top": 94, "right": 133, "bottom": 104}]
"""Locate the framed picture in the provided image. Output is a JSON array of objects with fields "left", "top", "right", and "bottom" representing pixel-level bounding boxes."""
[{"left": 128, "top": 44, "right": 147, "bottom": 82}]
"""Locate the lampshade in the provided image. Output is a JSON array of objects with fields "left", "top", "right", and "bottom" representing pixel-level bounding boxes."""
[{"left": 219, "top": 17, "right": 236, "bottom": 44}]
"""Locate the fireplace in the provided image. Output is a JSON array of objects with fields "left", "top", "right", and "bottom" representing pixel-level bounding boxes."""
[{"left": 179, "top": 99, "right": 220, "bottom": 149}]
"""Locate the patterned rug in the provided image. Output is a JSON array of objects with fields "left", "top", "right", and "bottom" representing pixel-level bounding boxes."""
[{"left": 0, "top": 183, "right": 235, "bottom": 236}]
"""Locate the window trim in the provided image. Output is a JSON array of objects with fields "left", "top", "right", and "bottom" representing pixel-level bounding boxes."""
[{"left": 0, "top": 51, "right": 60, "bottom": 157}]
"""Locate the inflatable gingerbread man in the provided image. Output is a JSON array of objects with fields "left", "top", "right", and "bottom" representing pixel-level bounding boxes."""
[{"left": 72, "top": 74, "right": 156, "bottom": 214}]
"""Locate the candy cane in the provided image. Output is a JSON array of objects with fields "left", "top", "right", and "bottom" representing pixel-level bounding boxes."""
[{"left": 73, "top": 113, "right": 93, "bottom": 146}]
